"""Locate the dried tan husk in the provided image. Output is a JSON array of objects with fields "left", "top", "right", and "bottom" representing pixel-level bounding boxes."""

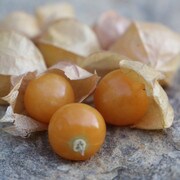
[
  {"left": 0, "top": 75, "right": 11, "bottom": 105},
  {"left": 110, "top": 22, "right": 180, "bottom": 85},
  {"left": 81, "top": 51, "right": 130, "bottom": 77},
  {"left": 0, "top": 11, "right": 40, "bottom": 39},
  {"left": 36, "top": 19, "right": 100, "bottom": 67},
  {"left": 93, "top": 10, "right": 131, "bottom": 50},
  {"left": 119, "top": 60, "right": 174, "bottom": 129},
  {"left": 0, "top": 62, "right": 100, "bottom": 137},
  {"left": 36, "top": 41, "right": 84, "bottom": 67},
  {"left": 76, "top": 52, "right": 173, "bottom": 129},
  {"left": 35, "top": 3, "right": 75, "bottom": 29},
  {"left": 0, "top": 31, "right": 47, "bottom": 105}
]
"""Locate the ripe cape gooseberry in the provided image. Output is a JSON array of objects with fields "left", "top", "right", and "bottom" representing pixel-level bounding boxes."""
[
  {"left": 48, "top": 103, "right": 106, "bottom": 161},
  {"left": 94, "top": 69, "right": 149, "bottom": 126},
  {"left": 24, "top": 73, "right": 75, "bottom": 123}
]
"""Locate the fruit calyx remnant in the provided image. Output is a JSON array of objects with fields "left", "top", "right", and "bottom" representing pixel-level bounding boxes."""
[{"left": 73, "top": 138, "right": 87, "bottom": 156}]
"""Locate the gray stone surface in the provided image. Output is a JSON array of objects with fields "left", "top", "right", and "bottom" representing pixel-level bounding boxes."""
[{"left": 0, "top": 0, "right": 180, "bottom": 179}]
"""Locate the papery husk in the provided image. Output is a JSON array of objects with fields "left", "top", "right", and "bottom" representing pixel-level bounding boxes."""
[
  {"left": 0, "top": 75, "right": 11, "bottom": 105},
  {"left": 0, "top": 62, "right": 100, "bottom": 137},
  {"left": 0, "top": 31, "right": 47, "bottom": 105},
  {"left": 81, "top": 51, "right": 130, "bottom": 77},
  {"left": 119, "top": 60, "right": 174, "bottom": 129},
  {"left": 0, "top": 11, "right": 40, "bottom": 39},
  {"left": 93, "top": 10, "right": 131, "bottom": 50},
  {"left": 37, "top": 19, "right": 100, "bottom": 67},
  {"left": 111, "top": 22, "right": 180, "bottom": 85},
  {"left": 35, "top": 3, "right": 75, "bottom": 29},
  {"left": 0, "top": 106, "right": 48, "bottom": 137},
  {"left": 36, "top": 41, "right": 84, "bottom": 67}
]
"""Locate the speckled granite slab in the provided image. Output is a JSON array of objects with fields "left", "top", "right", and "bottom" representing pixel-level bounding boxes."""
[{"left": 0, "top": 0, "right": 180, "bottom": 179}]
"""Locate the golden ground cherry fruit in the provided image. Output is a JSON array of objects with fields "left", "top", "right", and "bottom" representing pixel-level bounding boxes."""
[
  {"left": 24, "top": 73, "right": 75, "bottom": 123},
  {"left": 94, "top": 69, "right": 149, "bottom": 126},
  {"left": 48, "top": 103, "right": 106, "bottom": 161}
]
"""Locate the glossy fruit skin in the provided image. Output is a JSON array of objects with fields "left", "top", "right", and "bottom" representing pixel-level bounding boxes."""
[
  {"left": 48, "top": 103, "right": 106, "bottom": 161},
  {"left": 24, "top": 73, "right": 75, "bottom": 123},
  {"left": 94, "top": 69, "right": 149, "bottom": 126}
]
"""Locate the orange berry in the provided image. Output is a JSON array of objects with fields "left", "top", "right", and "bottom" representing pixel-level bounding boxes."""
[
  {"left": 48, "top": 103, "right": 106, "bottom": 161},
  {"left": 94, "top": 69, "right": 149, "bottom": 126},
  {"left": 24, "top": 73, "right": 75, "bottom": 123}
]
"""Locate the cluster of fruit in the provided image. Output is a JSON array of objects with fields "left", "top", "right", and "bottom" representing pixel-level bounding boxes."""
[
  {"left": 0, "top": 2, "right": 179, "bottom": 161},
  {"left": 22, "top": 65, "right": 149, "bottom": 161}
]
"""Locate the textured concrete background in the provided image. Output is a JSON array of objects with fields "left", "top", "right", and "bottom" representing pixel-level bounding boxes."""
[{"left": 0, "top": 0, "right": 180, "bottom": 180}]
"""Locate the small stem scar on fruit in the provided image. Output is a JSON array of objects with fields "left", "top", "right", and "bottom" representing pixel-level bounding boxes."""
[{"left": 73, "top": 139, "right": 86, "bottom": 156}]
